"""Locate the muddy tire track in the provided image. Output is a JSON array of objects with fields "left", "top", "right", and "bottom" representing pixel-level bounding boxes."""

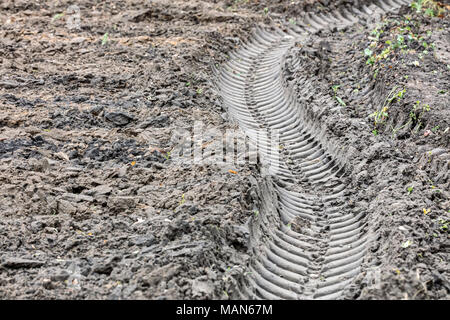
[{"left": 217, "top": 0, "right": 410, "bottom": 300}]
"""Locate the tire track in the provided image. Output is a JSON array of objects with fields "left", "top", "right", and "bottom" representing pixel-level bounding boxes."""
[{"left": 217, "top": 0, "right": 410, "bottom": 299}]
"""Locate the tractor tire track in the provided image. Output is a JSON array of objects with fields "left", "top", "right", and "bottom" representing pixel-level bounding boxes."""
[{"left": 217, "top": 0, "right": 411, "bottom": 299}]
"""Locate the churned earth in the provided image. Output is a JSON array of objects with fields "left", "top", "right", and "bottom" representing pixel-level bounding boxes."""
[
  {"left": 0, "top": 0, "right": 448, "bottom": 299},
  {"left": 284, "top": 3, "right": 449, "bottom": 299}
]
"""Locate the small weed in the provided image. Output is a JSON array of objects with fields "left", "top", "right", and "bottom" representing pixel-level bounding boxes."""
[
  {"left": 366, "top": 55, "right": 375, "bottom": 65},
  {"left": 424, "top": 6, "right": 435, "bottom": 16},
  {"left": 179, "top": 193, "right": 185, "bottom": 206},
  {"left": 410, "top": 101, "right": 430, "bottom": 132},
  {"left": 392, "top": 100, "right": 430, "bottom": 136},
  {"left": 52, "top": 13, "right": 65, "bottom": 22},
  {"left": 407, "top": 186, "right": 414, "bottom": 194},
  {"left": 411, "top": 0, "right": 423, "bottom": 13},
  {"left": 373, "top": 68, "right": 379, "bottom": 79},
  {"left": 370, "top": 86, "right": 405, "bottom": 126},
  {"left": 438, "top": 218, "right": 448, "bottom": 231},
  {"left": 411, "top": 0, "right": 446, "bottom": 17},
  {"left": 332, "top": 85, "right": 346, "bottom": 106},
  {"left": 401, "top": 240, "right": 412, "bottom": 248},
  {"left": 364, "top": 48, "right": 373, "bottom": 57},
  {"left": 335, "top": 96, "right": 346, "bottom": 106},
  {"left": 101, "top": 33, "right": 109, "bottom": 46}
]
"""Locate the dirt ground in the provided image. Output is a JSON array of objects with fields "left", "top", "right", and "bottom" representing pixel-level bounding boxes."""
[
  {"left": 0, "top": 0, "right": 448, "bottom": 299},
  {"left": 285, "top": 4, "right": 449, "bottom": 299}
]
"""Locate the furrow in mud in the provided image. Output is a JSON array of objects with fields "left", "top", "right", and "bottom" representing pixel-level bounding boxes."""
[{"left": 217, "top": 0, "right": 411, "bottom": 299}]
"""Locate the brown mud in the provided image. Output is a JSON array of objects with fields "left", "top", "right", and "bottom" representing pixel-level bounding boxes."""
[
  {"left": 285, "top": 5, "right": 449, "bottom": 299},
  {"left": 0, "top": 0, "right": 448, "bottom": 299}
]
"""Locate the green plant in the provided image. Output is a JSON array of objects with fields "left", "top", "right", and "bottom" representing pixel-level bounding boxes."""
[
  {"left": 364, "top": 48, "right": 373, "bottom": 57},
  {"left": 396, "top": 34, "right": 406, "bottom": 48},
  {"left": 366, "top": 55, "right": 375, "bottom": 65},
  {"left": 370, "top": 86, "right": 405, "bottom": 126},
  {"left": 410, "top": 101, "right": 430, "bottom": 132},
  {"left": 179, "top": 193, "right": 185, "bottom": 206},
  {"left": 424, "top": 6, "right": 434, "bottom": 16},
  {"left": 370, "top": 25, "right": 384, "bottom": 41},
  {"left": 411, "top": 0, "right": 424, "bottom": 13},
  {"left": 370, "top": 107, "right": 389, "bottom": 126},
  {"left": 407, "top": 186, "right": 414, "bottom": 194},
  {"left": 101, "top": 33, "right": 109, "bottom": 46},
  {"left": 332, "top": 85, "right": 346, "bottom": 106},
  {"left": 401, "top": 240, "right": 412, "bottom": 248},
  {"left": 392, "top": 100, "right": 430, "bottom": 136},
  {"left": 438, "top": 218, "right": 448, "bottom": 231},
  {"left": 52, "top": 13, "right": 65, "bottom": 22},
  {"left": 411, "top": 0, "right": 446, "bottom": 17}
]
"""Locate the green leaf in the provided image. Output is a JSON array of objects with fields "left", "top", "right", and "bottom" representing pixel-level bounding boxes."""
[
  {"left": 101, "top": 33, "right": 109, "bottom": 46},
  {"left": 335, "top": 96, "right": 346, "bottom": 106},
  {"left": 52, "top": 13, "right": 65, "bottom": 22},
  {"left": 364, "top": 48, "right": 373, "bottom": 56},
  {"left": 424, "top": 8, "right": 434, "bottom": 17},
  {"left": 401, "top": 240, "right": 412, "bottom": 248}
]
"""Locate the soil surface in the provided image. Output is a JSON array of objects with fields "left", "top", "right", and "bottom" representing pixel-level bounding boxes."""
[
  {"left": 285, "top": 5, "right": 450, "bottom": 299},
  {"left": 0, "top": 0, "right": 448, "bottom": 299}
]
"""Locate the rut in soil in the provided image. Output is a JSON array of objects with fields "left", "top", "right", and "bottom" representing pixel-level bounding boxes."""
[{"left": 217, "top": 0, "right": 410, "bottom": 299}]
